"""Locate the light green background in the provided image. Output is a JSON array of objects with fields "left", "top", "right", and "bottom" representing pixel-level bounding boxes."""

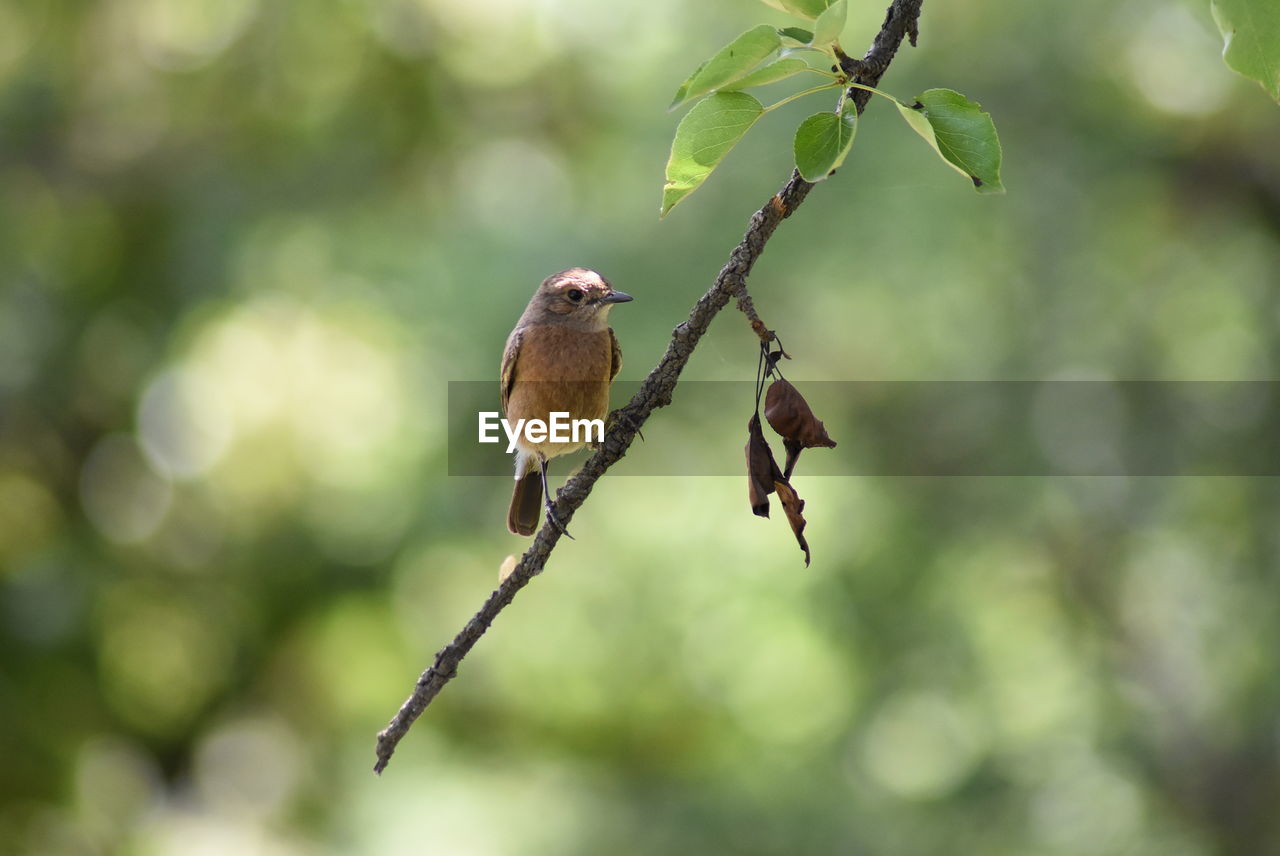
[{"left": 1, "top": 0, "right": 1277, "bottom": 853}]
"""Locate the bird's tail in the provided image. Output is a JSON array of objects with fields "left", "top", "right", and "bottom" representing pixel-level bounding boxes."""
[{"left": 508, "top": 468, "right": 542, "bottom": 536}]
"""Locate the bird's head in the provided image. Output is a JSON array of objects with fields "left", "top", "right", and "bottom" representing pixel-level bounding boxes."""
[{"left": 529, "top": 268, "right": 632, "bottom": 329}]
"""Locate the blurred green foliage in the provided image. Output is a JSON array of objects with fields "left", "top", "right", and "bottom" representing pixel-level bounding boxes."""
[{"left": 1, "top": 0, "right": 1279, "bottom": 854}]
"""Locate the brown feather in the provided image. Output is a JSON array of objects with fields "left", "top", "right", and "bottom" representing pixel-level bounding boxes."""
[
  {"left": 609, "top": 327, "right": 622, "bottom": 382},
  {"left": 499, "top": 327, "right": 523, "bottom": 417},
  {"left": 507, "top": 469, "right": 542, "bottom": 536}
]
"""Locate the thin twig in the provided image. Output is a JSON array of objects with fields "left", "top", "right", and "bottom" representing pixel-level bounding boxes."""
[
  {"left": 734, "top": 0, "right": 923, "bottom": 338},
  {"left": 374, "top": 0, "right": 925, "bottom": 775}
]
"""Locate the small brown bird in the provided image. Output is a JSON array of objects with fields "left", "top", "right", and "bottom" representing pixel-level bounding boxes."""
[{"left": 501, "top": 268, "right": 632, "bottom": 536}]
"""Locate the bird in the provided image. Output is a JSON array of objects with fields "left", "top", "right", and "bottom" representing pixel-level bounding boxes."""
[{"left": 501, "top": 268, "right": 632, "bottom": 536}]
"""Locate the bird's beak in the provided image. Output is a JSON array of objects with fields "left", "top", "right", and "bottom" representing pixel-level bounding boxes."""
[{"left": 601, "top": 291, "right": 633, "bottom": 304}]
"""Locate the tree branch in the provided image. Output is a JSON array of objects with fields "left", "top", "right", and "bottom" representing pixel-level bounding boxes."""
[{"left": 374, "top": 0, "right": 925, "bottom": 775}]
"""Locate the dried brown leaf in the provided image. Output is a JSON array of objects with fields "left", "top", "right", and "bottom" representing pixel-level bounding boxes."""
[
  {"left": 782, "top": 439, "right": 803, "bottom": 482},
  {"left": 773, "top": 479, "right": 810, "bottom": 566},
  {"left": 763, "top": 378, "right": 836, "bottom": 479},
  {"left": 746, "top": 413, "right": 783, "bottom": 517}
]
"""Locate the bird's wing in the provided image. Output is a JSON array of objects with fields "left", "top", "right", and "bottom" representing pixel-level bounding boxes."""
[
  {"left": 500, "top": 328, "right": 523, "bottom": 416},
  {"left": 609, "top": 327, "right": 622, "bottom": 382}
]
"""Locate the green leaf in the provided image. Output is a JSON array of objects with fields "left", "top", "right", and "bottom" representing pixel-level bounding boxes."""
[
  {"left": 811, "top": 0, "right": 847, "bottom": 47},
  {"left": 779, "top": 0, "right": 834, "bottom": 21},
  {"left": 896, "top": 88, "right": 1005, "bottom": 194},
  {"left": 793, "top": 101, "right": 857, "bottom": 182},
  {"left": 669, "top": 25, "right": 782, "bottom": 110},
  {"left": 1211, "top": 0, "right": 1280, "bottom": 102},
  {"left": 721, "top": 58, "right": 810, "bottom": 92},
  {"left": 662, "top": 92, "right": 765, "bottom": 216},
  {"left": 778, "top": 27, "right": 815, "bottom": 44},
  {"left": 669, "top": 60, "right": 709, "bottom": 109}
]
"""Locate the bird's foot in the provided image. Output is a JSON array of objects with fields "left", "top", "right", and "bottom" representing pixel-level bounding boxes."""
[{"left": 543, "top": 498, "right": 574, "bottom": 540}]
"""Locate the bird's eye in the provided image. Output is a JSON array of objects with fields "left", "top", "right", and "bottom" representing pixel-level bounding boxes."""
[{"left": 567, "top": 289, "right": 584, "bottom": 303}]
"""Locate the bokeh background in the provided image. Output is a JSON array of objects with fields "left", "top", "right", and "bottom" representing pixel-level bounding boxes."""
[{"left": 2, "top": 0, "right": 1279, "bottom": 853}]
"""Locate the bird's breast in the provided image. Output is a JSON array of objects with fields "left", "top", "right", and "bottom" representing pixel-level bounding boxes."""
[
  {"left": 512, "top": 325, "right": 614, "bottom": 382},
  {"left": 504, "top": 325, "right": 614, "bottom": 456}
]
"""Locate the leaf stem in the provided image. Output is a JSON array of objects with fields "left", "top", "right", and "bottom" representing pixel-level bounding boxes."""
[
  {"left": 842, "top": 81, "right": 907, "bottom": 107},
  {"left": 782, "top": 44, "right": 838, "bottom": 57},
  {"left": 763, "top": 82, "right": 842, "bottom": 113},
  {"left": 800, "top": 66, "right": 843, "bottom": 81}
]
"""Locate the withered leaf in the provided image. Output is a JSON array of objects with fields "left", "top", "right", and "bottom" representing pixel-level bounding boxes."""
[
  {"left": 773, "top": 479, "right": 810, "bottom": 566},
  {"left": 746, "top": 413, "right": 783, "bottom": 518},
  {"left": 764, "top": 378, "right": 837, "bottom": 448},
  {"left": 781, "top": 439, "right": 804, "bottom": 482},
  {"left": 763, "top": 378, "right": 836, "bottom": 479}
]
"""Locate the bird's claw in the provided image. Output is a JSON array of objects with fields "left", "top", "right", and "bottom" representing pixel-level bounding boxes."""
[{"left": 544, "top": 498, "right": 574, "bottom": 540}]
